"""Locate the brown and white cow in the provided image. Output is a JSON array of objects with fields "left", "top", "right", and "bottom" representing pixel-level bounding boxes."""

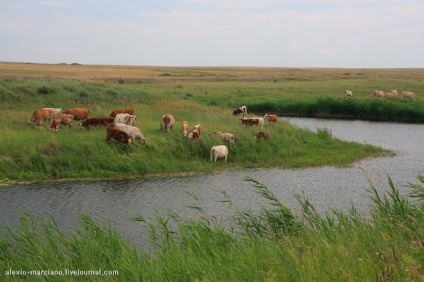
[
  {"left": 109, "top": 108, "right": 135, "bottom": 118},
  {"left": 189, "top": 124, "right": 201, "bottom": 142},
  {"left": 264, "top": 114, "right": 278, "bottom": 124},
  {"left": 241, "top": 118, "right": 264, "bottom": 129},
  {"left": 63, "top": 108, "right": 90, "bottom": 121},
  {"left": 210, "top": 145, "right": 228, "bottom": 162},
  {"left": 160, "top": 114, "right": 175, "bottom": 132},
  {"left": 115, "top": 113, "right": 136, "bottom": 126},
  {"left": 214, "top": 131, "right": 235, "bottom": 146},
  {"left": 233, "top": 105, "right": 247, "bottom": 116},
  {"left": 254, "top": 131, "right": 269, "bottom": 141},
  {"left": 28, "top": 108, "right": 60, "bottom": 127},
  {"left": 181, "top": 121, "right": 189, "bottom": 137},
  {"left": 106, "top": 127, "right": 132, "bottom": 145},
  {"left": 79, "top": 117, "right": 114, "bottom": 129},
  {"left": 401, "top": 91, "right": 416, "bottom": 99},
  {"left": 114, "top": 123, "right": 146, "bottom": 144},
  {"left": 50, "top": 113, "right": 75, "bottom": 132}
]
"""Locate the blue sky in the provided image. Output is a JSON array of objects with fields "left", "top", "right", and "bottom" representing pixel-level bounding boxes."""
[{"left": 1, "top": 0, "right": 423, "bottom": 67}]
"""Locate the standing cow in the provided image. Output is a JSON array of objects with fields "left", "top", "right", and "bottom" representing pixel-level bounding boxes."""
[
  {"left": 264, "top": 114, "right": 278, "bottom": 124},
  {"left": 50, "top": 113, "right": 75, "bottom": 132},
  {"left": 344, "top": 90, "right": 353, "bottom": 97},
  {"left": 115, "top": 113, "right": 136, "bottom": 126},
  {"left": 210, "top": 145, "right": 228, "bottom": 162},
  {"left": 233, "top": 106, "right": 247, "bottom": 117},
  {"left": 109, "top": 108, "right": 135, "bottom": 118},
  {"left": 106, "top": 127, "right": 132, "bottom": 145},
  {"left": 181, "top": 121, "right": 189, "bottom": 137},
  {"left": 28, "top": 108, "right": 60, "bottom": 127},
  {"left": 114, "top": 123, "right": 146, "bottom": 144},
  {"left": 160, "top": 114, "right": 175, "bottom": 132},
  {"left": 63, "top": 108, "right": 90, "bottom": 121}
]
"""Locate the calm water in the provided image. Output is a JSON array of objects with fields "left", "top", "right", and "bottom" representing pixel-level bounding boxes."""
[{"left": 1, "top": 118, "right": 423, "bottom": 244}]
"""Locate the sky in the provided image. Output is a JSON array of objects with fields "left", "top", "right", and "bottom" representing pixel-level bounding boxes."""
[{"left": 0, "top": 0, "right": 423, "bottom": 68}]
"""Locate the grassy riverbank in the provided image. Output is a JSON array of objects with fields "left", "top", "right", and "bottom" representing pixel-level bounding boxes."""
[
  {"left": 2, "top": 63, "right": 423, "bottom": 182},
  {"left": 1, "top": 176, "right": 424, "bottom": 281}
]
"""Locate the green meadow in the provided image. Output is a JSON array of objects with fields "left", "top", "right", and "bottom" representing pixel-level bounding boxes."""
[{"left": 0, "top": 64, "right": 410, "bottom": 183}]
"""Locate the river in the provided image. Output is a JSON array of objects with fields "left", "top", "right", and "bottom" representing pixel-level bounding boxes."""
[{"left": 1, "top": 118, "right": 423, "bottom": 245}]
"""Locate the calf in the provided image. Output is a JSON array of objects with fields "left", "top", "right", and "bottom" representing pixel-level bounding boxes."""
[
  {"left": 241, "top": 118, "right": 264, "bottom": 129},
  {"left": 109, "top": 108, "right": 134, "bottom": 118},
  {"left": 344, "top": 90, "right": 353, "bottom": 97},
  {"left": 63, "top": 108, "right": 90, "bottom": 121},
  {"left": 28, "top": 108, "right": 57, "bottom": 127},
  {"left": 115, "top": 113, "right": 136, "bottom": 126},
  {"left": 181, "top": 121, "right": 189, "bottom": 137},
  {"left": 114, "top": 123, "right": 146, "bottom": 144},
  {"left": 233, "top": 105, "right": 247, "bottom": 116},
  {"left": 106, "top": 127, "right": 132, "bottom": 145},
  {"left": 210, "top": 145, "right": 228, "bottom": 162},
  {"left": 264, "top": 114, "right": 278, "bottom": 124},
  {"left": 50, "top": 113, "right": 75, "bottom": 132},
  {"left": 79, "top": 117, "right": 115, "bottom": 129},
  {"left": 373, "top": 90, "right": 385, "bottom": 98},
  {"left": 254, "top": 131, "right": 269, "bottom": 141},
  {"left": 401, "top": 91, "right": 416, "bottom": 99}
]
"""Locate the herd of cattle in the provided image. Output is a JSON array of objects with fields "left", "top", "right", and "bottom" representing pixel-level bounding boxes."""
[
  {"left": 27, "top": 105, "right": 277, "bottom": 162},
  {"left": 344, "top": 89, "right": 417, "bottom": 99}
]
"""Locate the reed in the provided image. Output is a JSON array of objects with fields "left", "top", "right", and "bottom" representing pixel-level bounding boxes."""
[{"left": 1, "top": 176, "right": 424, "bottom": 281}]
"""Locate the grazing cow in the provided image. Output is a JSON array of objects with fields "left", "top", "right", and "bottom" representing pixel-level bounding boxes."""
[
  {"left": 189, "top": 124, "right": 201, "bottom": 142},
  {"left": 114, "top": 123, "right": 146, "bottom": 144},
  {"left": 210, "top": 145, "right": 228, "bottom": 162},
  {"left": 106, "top": 127, "right": 132, "bottom": 145},
  {"left": 241, "top": 118, "right": 264, "bottom": 129},
  {"left": 79, "top": 117, "right": 115, "bottom": 129},
  {"left": 109, "top": 108, "right": 135, "bottom": 118},
  {"left": 344, "top": 90, "right": 353, "bottom": 97},
  {"left": 233, "top": 105, "right": 247, "bottom": 117},
  {"left": 254, "top": 131, "right": 269, "bottom": 141},
  {"left": 264, "top": 114, "right": 278, "bottom": 124},
  {"left": 214, "top": 131, "right": 235, "bottom": 146},
  {"left": 181, "top": 121, "right": 189, "bottom": 137},
  {"left": 385, "top": 90, "right": 399, "bottom": 99},
  {"left": 50, "top": 114, "right": 74, "bottom": 132},
  {"left": 28, "top": 108, "right": 58, "bottom": 127},
  {"left": 373, "top": 90, "right": 386, "bottom": 98},
  {"left": 63, "top": 108, "right": 90, "bottom": 121},
  {"left": 115, "top": 113, "right": 136, "bottom": 126},
  {"left": 160, "top": 114, "right": 175, "bottom": 132},
  {"left": 401, "top": 91, "right": 416, "bottom": 100}
]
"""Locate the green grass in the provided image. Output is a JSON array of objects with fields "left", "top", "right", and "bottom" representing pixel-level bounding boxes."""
[
  {"left": 0, "top": 77, "right": 391, "bottom": 183},
  {"left": 1, "top": 176, "right": 424, "bottom": 281}
]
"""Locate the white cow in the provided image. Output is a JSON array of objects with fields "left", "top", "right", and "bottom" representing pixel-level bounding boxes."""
[
  {"left": 344, "top": 90, "right": 353, "bottom": 97},
  {"left": 210, "top": 145, "right": 228, "bottom": 162},
  {"left": 373, "top": 90, "right": 385, "bottom": 98},
  {"left": 385, "top": 90, "right": 399, "bottom": 99},
  {"left": 114, "top": 123, "right": 146, "bottom": 144},
  {"left": 115, "top": 113, "right": 136, "bottom": 126},
  {"left": 214, "top": 131, "right": 235, "bottom": 146},
  {"left": 401, "top": 91, "right": 416, "bottom": 100}
]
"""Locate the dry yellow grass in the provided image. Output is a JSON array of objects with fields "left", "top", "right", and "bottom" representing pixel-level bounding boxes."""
[{"left": 2, "top": 61, "right": 423, "bottom": 84}]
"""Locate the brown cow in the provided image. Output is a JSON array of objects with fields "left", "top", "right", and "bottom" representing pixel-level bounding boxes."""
[
  {"left": 264, "top": 114, "right": 278, "bottom": 124},
  {"left": 63, "top": 108, "right": 90, "bottom": 121},
  {"left": 50, "top": 114, "right": 75, "bottom": 132},
  {"left": 28, "top": 108, "right": 58, "bottom": 127},
  {"left": 109, "top": 108, "right": 134, "bottom": 118},
  {"left": 79, "top": 117, "right": 114, "bottom": 129},
  {"left": 106, "top": 127, "right": 132, "bottom": 145},
  {"left": 160, "top": 114, "right": 175, "bottom": 132},
  {"left": 254, "top": 131, "right": 269, "bottom": 141}
]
